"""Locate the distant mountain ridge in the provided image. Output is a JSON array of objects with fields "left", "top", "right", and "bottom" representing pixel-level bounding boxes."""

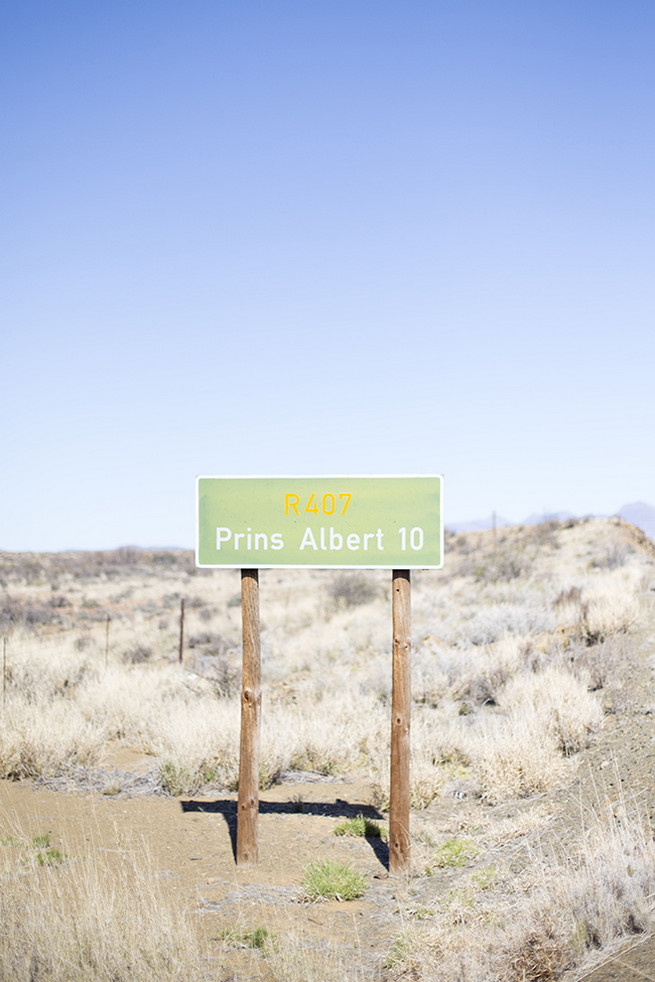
[
  {"left": 617, "top": 502, "right": 655, "bottom": 540},
  {"left": 446, "top": 514, "right": 513, "bottom": 533},
  {"left": 447, "top": 502, "right": 655, "bottom": 542}
]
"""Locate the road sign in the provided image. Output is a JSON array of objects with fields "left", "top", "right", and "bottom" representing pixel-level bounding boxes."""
[{"left": 196, "top": 475, "right": 443, "bottom": 569}]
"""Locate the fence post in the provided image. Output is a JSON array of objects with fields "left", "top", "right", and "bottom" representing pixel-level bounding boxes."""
[
  {"left": 105, "top": 615, "right": 111, "bottom": 668},
  {"left": 178, "top": 598, "right": 185, "bottom": 663}
]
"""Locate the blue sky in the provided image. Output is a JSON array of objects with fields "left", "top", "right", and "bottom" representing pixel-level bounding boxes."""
[{"left": 2, "top": 1, "right": 654, "bottom": 551}]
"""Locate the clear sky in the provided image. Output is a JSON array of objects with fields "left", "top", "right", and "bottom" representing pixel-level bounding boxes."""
[{"left": 2, "top": 1, "right": 654, "bottom": 551}]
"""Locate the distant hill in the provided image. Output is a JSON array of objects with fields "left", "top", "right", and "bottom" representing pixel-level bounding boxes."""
[
  {"left": 446, "top": 514, "right": 513, "bottom": 533},
  {"left": 446, "top": 511, "right": 573, "bottom": 534},
  {"left": 617, "top": 502, "right": 655, "bottom": 540},
  {"left": 520, "top": 510, "right": 578, "bottom": 527},
  {"left": 447, "top": 503, "right": 655, "bottom": 542}
]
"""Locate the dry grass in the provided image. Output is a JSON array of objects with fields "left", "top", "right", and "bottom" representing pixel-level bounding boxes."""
[
  {"left": 472, "top": 711, "right": 564, "bottom": 803},
  {"left": 264, "top": 933, "right": 371, "bottom": 982},
  {"left": 0, "top": 521, "right": 645, "bottom": 805},
  {"left": 0, "top": 697, "right": 105, "bottom": 779},
  {"left": 0, "top": 819, "right": 207, "bottom": 981},
  {"left": 1, "top": 517, "right": 653, "bottom": 980},
  {"left": 499, "top": 666, "right": 604, "bottom": 755},
  {"left": 387, "top": 798, "right": 655, "bottom": 982}
]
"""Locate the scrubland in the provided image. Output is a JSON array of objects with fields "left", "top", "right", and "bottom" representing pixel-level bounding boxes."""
[{"left": 1, "top": 517, "right": 654, "bottom": 980}]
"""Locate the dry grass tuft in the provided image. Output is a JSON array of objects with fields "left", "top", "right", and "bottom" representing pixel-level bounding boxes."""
[
  {"left": 505, "top": 920, "right": 572, "bottom": 982},
  {"left": 473, "top": 712, "right": 563, "bottom": 803},
  {"left": 0, "top": 821, "right": 207, "bottom": 981},
  {"left": 0, "top": 697, "right": 106, "bottom": 779},
  {"left": 499, "top": 666, "right": 603, "bottom": 755}
]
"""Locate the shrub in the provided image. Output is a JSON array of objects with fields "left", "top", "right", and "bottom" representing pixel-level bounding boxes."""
[
  {"left": 0, "top": 598, "right": 64, "bottom": 631},
  {"left": 457, "top": 602, "right": 555, "bottom": 646},
  {"left": 158, "top": 761, "right": 198, "bottom": 796},
  {"left": 571, "top": 636, "right": 637, "bottom": 710},
  {"left": 499, "top": 667, "right": 603, "bottom": 755},
  {"left": 506, "top": 920, "right": 571, "bottom": 982},
  {"left": 325, "top": 572, "right": 378, "bottom": 609},
  {"left": 472, "top": 549, "right": 531, "bottom": 583},
  {"left": 473, "top": 713, "right": 562, "bottom": 803},
  {"left": 583, "top": 592, "right": 642, "bottom": 643},
  {"left": 590, "top": 543, "right": 633, "bottom": 570},
  {"left": 121, "top": 645, "right": 151, "bottom": 664},
  {"left": 0, "top": 698, "right": 105, "bottom": 779}
]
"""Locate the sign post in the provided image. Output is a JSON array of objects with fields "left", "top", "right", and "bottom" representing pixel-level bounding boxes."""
[
  {"left": 236, "top": 569, "right": 261, "bottom": 864},
  {"left": 196, "top": 475, "right": 443, "bottom": 870},
  {"left": 390, "top": 569, "right": 411, "bottom": 873}
]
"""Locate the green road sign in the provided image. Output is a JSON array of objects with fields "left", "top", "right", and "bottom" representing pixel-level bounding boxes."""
[{"left": 196, "top": 475, "right": 443, "bottom": 569}]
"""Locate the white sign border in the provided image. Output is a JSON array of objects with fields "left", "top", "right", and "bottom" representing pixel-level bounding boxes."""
[{"left": 195, "top": 474, "right": 444, "bottom": 571}]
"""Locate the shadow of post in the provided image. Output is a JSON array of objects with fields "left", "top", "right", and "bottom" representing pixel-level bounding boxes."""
[{"left": 180, "top": 798, "right": 388, "bottom": 867}]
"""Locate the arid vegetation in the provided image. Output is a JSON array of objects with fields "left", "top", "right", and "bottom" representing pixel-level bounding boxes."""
[{"left": 1, "top": 517, "right": 654, "bottom": 980}]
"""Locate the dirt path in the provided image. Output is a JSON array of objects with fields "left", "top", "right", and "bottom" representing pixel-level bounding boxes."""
[
  {"left": 1, "top": 773, "right": 408, "bottom": 978},
  {"left": 3, "top": 683, "right": 655, "bottom": 982}
]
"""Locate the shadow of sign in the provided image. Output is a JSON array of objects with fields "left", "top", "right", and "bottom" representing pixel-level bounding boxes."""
[{"left": 180, "top": 797, "right": 388, "bottom": 867}]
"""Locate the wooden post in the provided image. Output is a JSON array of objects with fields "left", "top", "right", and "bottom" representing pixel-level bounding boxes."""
[
  {"left": 237, "top": 569, "right": 261, "bottom": 865},
  {"left": 390, "top": 569, "right": 411, "bottom": 874},
  {"left": 2, "top": 637, "right": 6, "bottom": 708},
  {"left": 105, "top": 616, "right": 111, "bottom": 669},
  {"left": 178, "top": 598, "right": 185, "bottom": 663}
]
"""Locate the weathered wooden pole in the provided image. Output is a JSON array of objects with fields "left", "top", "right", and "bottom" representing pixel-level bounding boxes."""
[
  {"left": 178, "top": 598, "right": 185, "bottom": 663},
  {"left": 389, "top": 569, "right": 411, "bottom": 874},
  {"left": 236, "top": 569, "right": 261, "bottom": 864}
]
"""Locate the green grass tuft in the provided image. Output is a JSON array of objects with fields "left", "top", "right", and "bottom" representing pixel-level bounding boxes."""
[
  {"left": 426, "top": 836, "right": 480, "bottom": 873},
  {"left": 36, "top": 847, "right": 65, "bottom": 867},
  {"left": 302, "top": 859, "right": 367, "bottom": 902},
  {"left": 219, "top": 927, "right": 276, "bottom": 951},
  {"left": 333, "top": 813, "right": 382, "bottom": 838}
]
